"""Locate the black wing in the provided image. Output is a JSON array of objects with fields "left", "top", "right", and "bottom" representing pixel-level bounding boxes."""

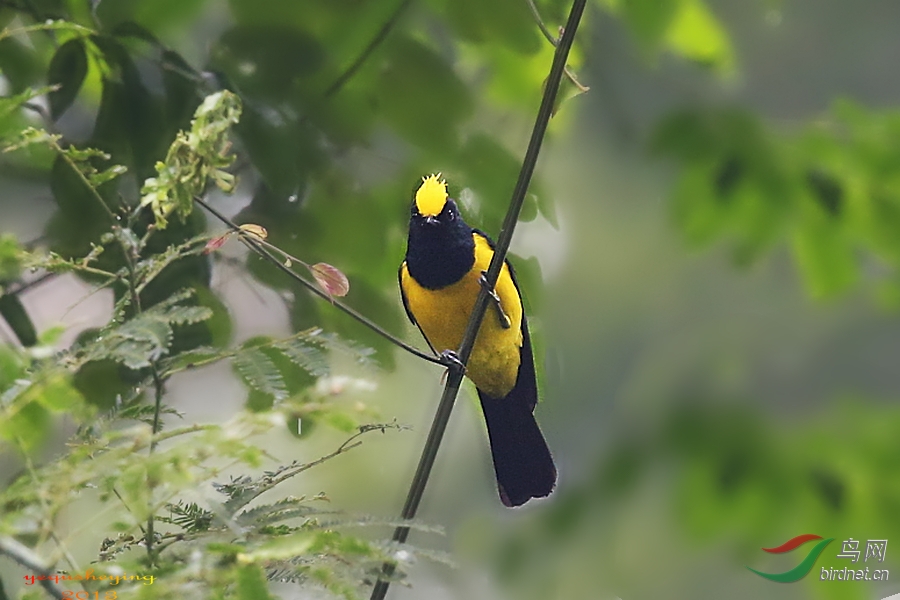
[
  {"left": 471, "top": 233, "right": 553, "bottom": 505},
  {"left": 398, "top": 261, "right": 417, "bottom": 326}
]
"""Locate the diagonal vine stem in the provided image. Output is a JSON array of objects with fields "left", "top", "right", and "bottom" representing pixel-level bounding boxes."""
[
  {"left": 369, "top": 0, "right": 588, "bottom": 598},
  {"left": 193, "top": 196, "right": 444, "bottom": 366}
]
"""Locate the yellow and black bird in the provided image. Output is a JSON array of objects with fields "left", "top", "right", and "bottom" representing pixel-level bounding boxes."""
[{"left": 398, "top": 174, "right": 557, "bottom": 507}]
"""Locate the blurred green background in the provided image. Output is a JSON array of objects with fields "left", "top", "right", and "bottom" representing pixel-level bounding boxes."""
[{"left": 2, "top": 0, "right": 900, "bottom": 599}]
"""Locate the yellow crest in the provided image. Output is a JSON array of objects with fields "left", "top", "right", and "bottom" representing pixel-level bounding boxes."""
[{"left": 415, "top": 173, "right": 447, "bottom": 217}]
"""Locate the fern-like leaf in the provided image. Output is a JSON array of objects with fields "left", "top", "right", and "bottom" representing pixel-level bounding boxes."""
[
  {"left": 273, "top": 338, "right": 329, "bottom": 378},
  {"left": 159, "top": 305, "right": 213, "bottom": 325},
  {"left": 231, "top": 348, "right": 288, "bottom": 402},
  {"left": 161, "top": 501, "right": 216, "bottom": 533},
  {"left": 237, "top": 495, "right": 333, "bottom": 527}
]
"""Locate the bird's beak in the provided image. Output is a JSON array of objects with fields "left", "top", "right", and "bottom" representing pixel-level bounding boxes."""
[{"left": 425, "top": 215, "right": 439, "bottom": 225}]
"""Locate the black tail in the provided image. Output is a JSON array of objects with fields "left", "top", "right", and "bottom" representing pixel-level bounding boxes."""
[{"left": 478, "top": 385, "right": 557, "bottom": 507}]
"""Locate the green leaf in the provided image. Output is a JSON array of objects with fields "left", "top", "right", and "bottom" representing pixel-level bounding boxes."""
[
  {"left": 110, "top": 21, "right": 161, "bottom": 46},
  {"left": 158, "top": 346, "right": 226, "bottom": 374},
  {"left": 232, "top": 346, "right": 289, "bottom": 402},
  {"left": 519, "top": 192, "right": 538, "bottom": 222},
  {"left": 140, "top": 90, "right": 241, "bottom": 228},
  {"left": 274, "top": 336, "right": 330, "bottom": 379},
  {"left": 160, "top": 305, "right": 214, "bottom": 326},
  {"left": 36, "top": 375, "right": 88, "bottom": 414},
  {"left": 376, "top": 35, "right": 473, "bottom": 153},
  {"left": 0, "top": 344, "right": 24, "bottom": 389},
  {"left": 619, "top": 0, "right": 682, "bottom": 52},
  {"left": 234, "top": 107, "right": 315, "bottom": 201},
  {"left": 536, "top": 190, "right": 559, "bottom": 229},
  {"left": 242, "top": 532, "right": 314, "bottom": 562},
  {"left": 117, "top": 314, "right": 174, "bottom": 349},
  {"left": 161, "top": 50, "right": 201, "bottom": 128},
  {"left": 107, "top": 340, "right": 156, "bottom": 369},
  {"left": 0, "top": 400, "right": 50, "bottom": 455},
  {"left": 181, "top": 286, "right": 232, "bottom": 349},
  {"left": 83, "top": 297, "right": 214, "bottom": 370},
  {"left": 509, "top": 254, "right": 543, "bottom": 315},
  {"left": 47, "top": 38, "right": 89, "bottom": 120},
  {"left": 0, "top": 38, "right": 42, "bottom": 94},
  {"left": 0, "top": 234, "right": 23, "bottom": 280},
  {"left": 792, "top": 209, "right": 857, "bottom": 298},
  {"left": 236, "top": 564, "right": 277, "bottom": 600},
  {"left": 90, "top": 34, "right": 168, "bottom": 181},
  {"left": 455, "top": 134, "right": 523, "bottom": 234},
  {"left": 213, "top": 26, "right": 323, "bottom": 102},
  {"left": 292, "top": 281, "right": 391, "bottom": 369},
  {"left": 49, "top": 145, "right": 114, "bottom": 224},
  {"left": 96, "top": 0, "right": 206, "bottom": 34},
  {"left": 0, "top": 86, "right": 56, "bottom": 124},
  {"left": 88, "top": 164, "right": 128, "bottom": 187},
  {"left": 665, "top": 0, "right": 734, "bottom": 72},
  {"left": 73, "top": 358, "right": 143, "bottom": 411},
  {"left": 442, "top": 0, "right": 541, "bottom": 54}
]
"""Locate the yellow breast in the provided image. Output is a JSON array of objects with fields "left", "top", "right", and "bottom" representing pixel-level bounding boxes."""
[{"left": 401, "top": 234, "right": 523, "bottom": 398}]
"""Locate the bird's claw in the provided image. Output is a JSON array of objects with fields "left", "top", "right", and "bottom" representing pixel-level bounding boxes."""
[
  {"left": 439, "top": 350, "right": 467, "bottom": 374},
  {"left": 479, "top": 271, "right": 511, "bottom": 329}
]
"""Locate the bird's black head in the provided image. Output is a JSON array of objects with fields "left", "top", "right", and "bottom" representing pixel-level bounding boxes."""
[{"left": 405, "top": 174, "right": 475, "bottom": 289}]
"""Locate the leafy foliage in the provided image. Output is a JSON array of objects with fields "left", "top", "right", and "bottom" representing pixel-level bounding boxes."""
[
  {"left": 141, "top": 91, "right": 242, "bottom": 228},
  {"left": 0, "top": 76, "right": 408, "bottom": 600},
  {"left": 0, "top": 0, "right": 764, "bottom": 599},
  {"left": 654, "top": 100, "right": 900, "bottom": 302}
]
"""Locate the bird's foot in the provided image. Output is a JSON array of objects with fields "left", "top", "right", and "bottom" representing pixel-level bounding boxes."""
[
  {"left": 439, "top": 350, "right": 467, "bottom": 375},
  {"left": 479, "top": 271, "right": 511, "bottom": 329}
]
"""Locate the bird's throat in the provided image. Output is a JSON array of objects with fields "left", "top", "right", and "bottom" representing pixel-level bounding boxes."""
[{"left": 406, "top": 223, "right": 475, "bottom": 290}]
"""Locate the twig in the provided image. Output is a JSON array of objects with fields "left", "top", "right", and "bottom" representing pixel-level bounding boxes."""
[
  {"left": 0, "top": 536, "right": 65, "bottom": 600},
  {"left": 243, "top": 426, "right": 381, "bottom": 504},
  {"left": 4, "top": 272, "right": 55, "bottom": 296},
  {"left": 112, "top": 219, "right": 168, "bottom": 563},
  {"left": 525, "top": 0, "right": 590, "bottom": 92},
  {"left": 525, "top": 0, "right": 557, "bottom": 44},
  {"left": 369, "top": 0, "right": 587, "bottom": 598},
  {"left": 322, "top": 0, "right": 413, "bottom": 99},
  {"left": 193, "top": 196, "right": 444, "bottom": 366},
  {"left": 59, "top": 141, "right": 168, "bottom": 563},
  {"left": 11, "top": 434, "right": 85, "bottom": 585}
]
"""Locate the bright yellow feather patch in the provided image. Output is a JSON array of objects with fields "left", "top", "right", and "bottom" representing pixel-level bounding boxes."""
[
  {"left": 400, "top": 233, "right": 523, "bottom": 398},
  {"left": 415, "top": 173, "right": 448, "bottom": 217}
]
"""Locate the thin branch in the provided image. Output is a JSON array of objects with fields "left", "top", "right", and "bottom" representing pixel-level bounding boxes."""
[
  {"left": 322, "top": 0, "right": 413, "bottom": 99},
  {"left": 54, "top": 146, "right": 118, "bottom": 224},
  {"left": 193, "top": 196, "right": 444, "bottom": 366},
  {"left": 234, "top": 427, "right": 375, "bottom": 508},
  {"left": 83, "top": 206, "right": 172, "bottom": 564},
  {"left": 525, "top": 0, "right": 590, "bottom": 93},
  {"left": 0, "top": 536, "right": 65, "bottom": 600},
  {"left": 12, "top": 434, "right": 84, "bottom": 583},
  {"left": 0, "top": 1, "right": 78, "bottom": 47},
  {"left": 4, "top": 272, "right": 55, "bottom": 296},
  {"left": 369, "top": 0, "right": 588, "bottom": 598},
  {"left": 525, "top": 0, "right": 556, "bottom": 44}
]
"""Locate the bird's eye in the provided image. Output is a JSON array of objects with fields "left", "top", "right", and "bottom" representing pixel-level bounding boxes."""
[{"left": 447, "top": 210, "right": 455, "bottom": 221}]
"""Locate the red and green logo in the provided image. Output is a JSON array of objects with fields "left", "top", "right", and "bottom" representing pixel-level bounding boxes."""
[{"left": 748, "top": 534, "right": 834, "bottom": 582}]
